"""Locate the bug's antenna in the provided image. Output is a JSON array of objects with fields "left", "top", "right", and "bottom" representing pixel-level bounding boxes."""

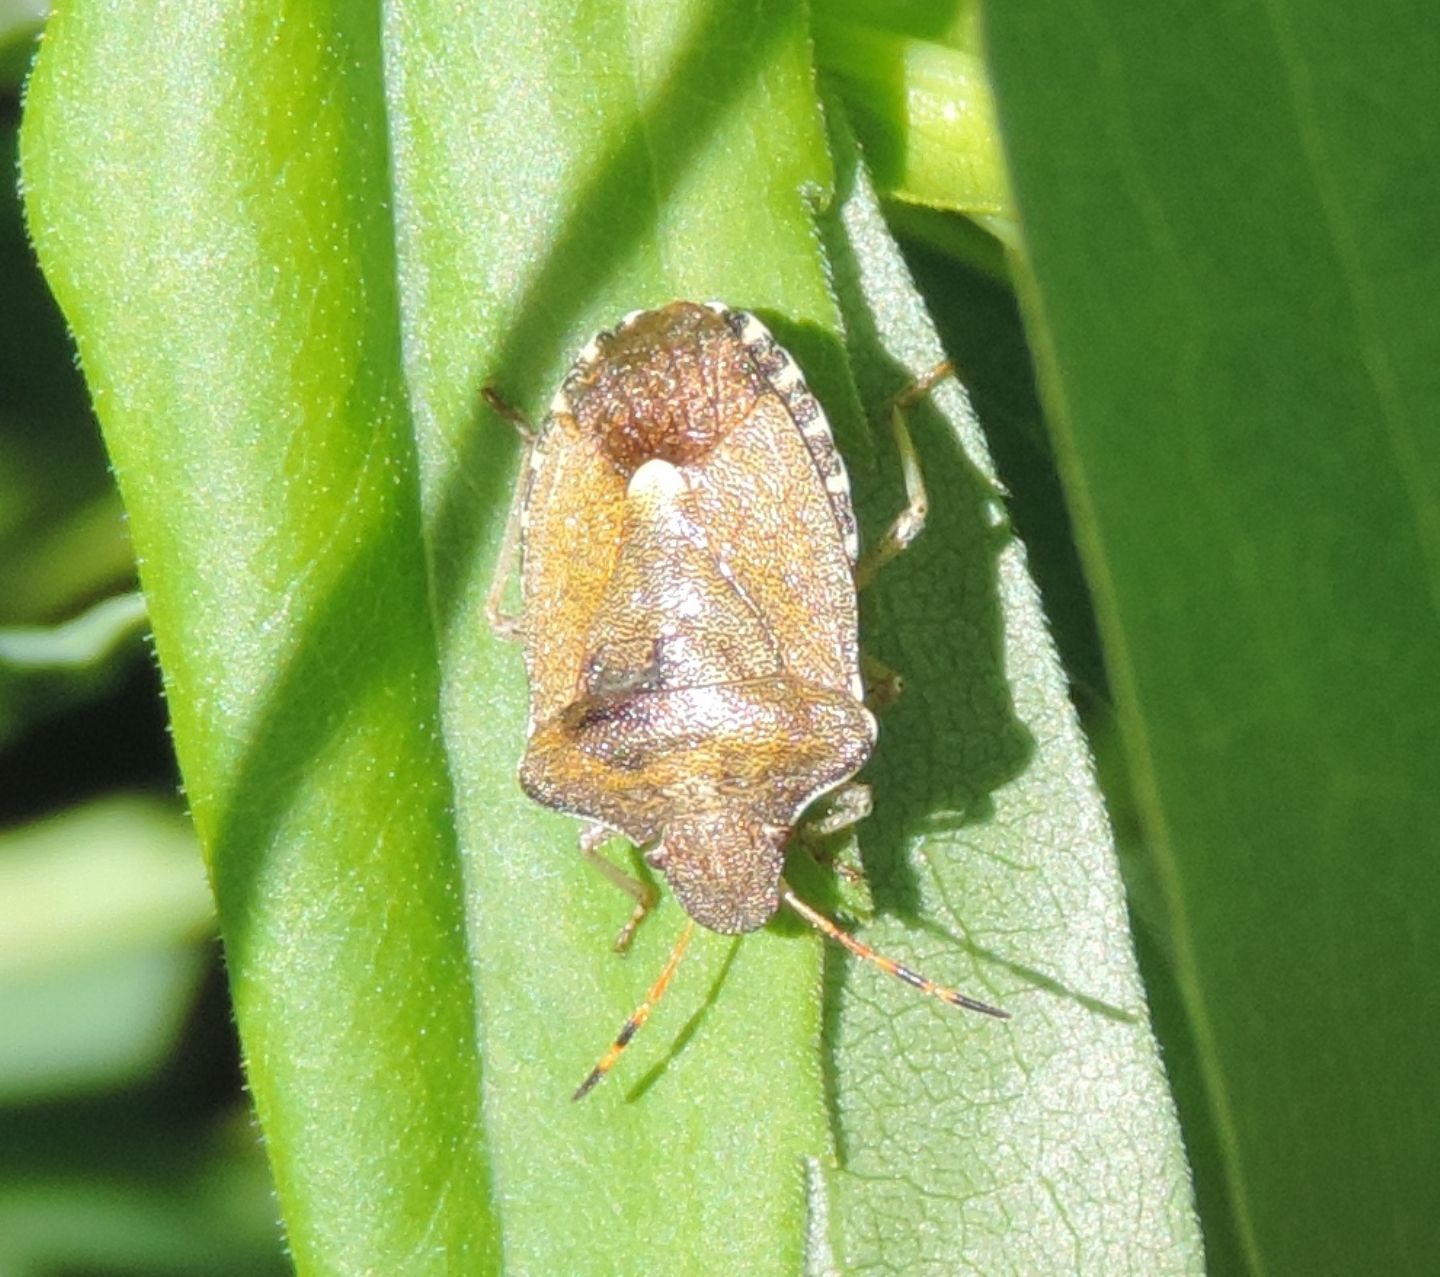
[
  {"left": 573, "top": 920, "right": 697, "bottom": 1100},
  {"left": 780, "top": 884, "right": 1008, "bottom": 1019}
]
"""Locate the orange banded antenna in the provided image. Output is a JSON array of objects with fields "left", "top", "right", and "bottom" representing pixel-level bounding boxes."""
[
  {"left": 780, "top": 885, "right": 1008, "bottom": 1019},
  {"left": 573, "top": 921, "right": 697, "bottom": 1101}
]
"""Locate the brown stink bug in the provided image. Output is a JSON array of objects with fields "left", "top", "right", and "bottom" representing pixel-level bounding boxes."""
[{"left": 484, "top": 301, "right": 1005, "bottom": 1098}]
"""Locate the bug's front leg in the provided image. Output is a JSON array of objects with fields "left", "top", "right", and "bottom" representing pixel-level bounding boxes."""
[
  {"left": 854, "top": 360, "right": 952, "bottom": 590},
  {"left": 481, "top": 386, "right": 537, "bottom": 641}
]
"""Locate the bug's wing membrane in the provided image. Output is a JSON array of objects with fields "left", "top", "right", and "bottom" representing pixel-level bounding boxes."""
[
  {"left": 520, "top": 414, "right": 628, "bottom": 727},
  {"left": 519, "top": 679, "right": 875, "bottom": 841},
  {"left": 688, "top": 394, "right": 862, "bottom": 700}
]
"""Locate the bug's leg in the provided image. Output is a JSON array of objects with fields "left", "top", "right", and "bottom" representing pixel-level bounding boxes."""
[
  {"left": 797, "top": 783, "right": 872, "bottom": 882},
  {"left": 804, "top": 782, "right": 873, "bottom": 839},
  {"left": 482, "top": 386, "right": 538, "bottom": 641},
  {"left": 854, "top": 360, "right": 951, "bottom": 590},
  {"left": 579, "top": 823, "right": 659, "bottom": 954},
  {"left": 573, "top": 921, "right": 695, "bottom": 1100},
  {"left": 779, "top": 882, "right": 1007, "bottom": 1018},
  {"left": 862, "top": 652, "right": 905, "bottom": 711}
]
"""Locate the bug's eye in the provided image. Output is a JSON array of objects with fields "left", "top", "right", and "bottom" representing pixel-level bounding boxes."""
[{"left": 644, "top": 846, "right": 668, "bottom": 870}]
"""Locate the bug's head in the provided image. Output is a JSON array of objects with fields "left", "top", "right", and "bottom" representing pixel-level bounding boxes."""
[{"left": 650, "top": 812, "right": 787, "bottom": 935}]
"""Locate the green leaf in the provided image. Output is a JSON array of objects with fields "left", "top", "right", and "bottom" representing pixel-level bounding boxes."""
[
  {"left": 815, "top": 15, "right": 1014, "bottom": 233},
  {"left": 0, "top": 118, "right": 130, "bottom": 629},
  {"left": 22, "top": 0, "right": 1199, "bottom": 1268},
  {"left": 385, "top": 3, "right": 834, "bottom": 1269},
  {"left": 985, "top": 2, "right": 1440, "bottom": 1272},
  {"left": 819, "top": 104, "right": 1199, "bottom": 1275},
  {"left": 0, "top": 795, "right": 211, "bottom": 1100},
  {"left": 22, "top": 3, "right": 495, "bottom": 1270}
]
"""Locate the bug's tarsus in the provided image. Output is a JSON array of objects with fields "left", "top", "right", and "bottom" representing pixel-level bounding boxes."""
[
  {"left": 573, "top": 920, "right": 697, "bottom": 1101},
  {"left": 779, "top": 882, "right": 1007, "bottom": 1020}
]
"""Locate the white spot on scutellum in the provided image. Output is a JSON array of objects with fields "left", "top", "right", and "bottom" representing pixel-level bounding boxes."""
[{"left": 627, "top": 456, "right": 686, "bottom": 502}]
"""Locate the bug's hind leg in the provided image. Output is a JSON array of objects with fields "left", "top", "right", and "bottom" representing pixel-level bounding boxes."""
[
  {"left": 855, "top": 360, "right": 952, "bottom": 590},
  {"left": 862, "top": 652, "right": 905, "bottom": 712},
  {"left": 579, "top": 823, "right": 659, "bottom": 954},
  {"left": 804, "top": 782, "right": 873, "bottom": 839},
  {"left": 482, "top": 386, "right": 538, "bottom": 641}
]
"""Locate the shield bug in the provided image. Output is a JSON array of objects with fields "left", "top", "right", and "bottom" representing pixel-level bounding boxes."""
[{"left": 485, "top": 301, "right": 1005, "bottom": 1098}]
